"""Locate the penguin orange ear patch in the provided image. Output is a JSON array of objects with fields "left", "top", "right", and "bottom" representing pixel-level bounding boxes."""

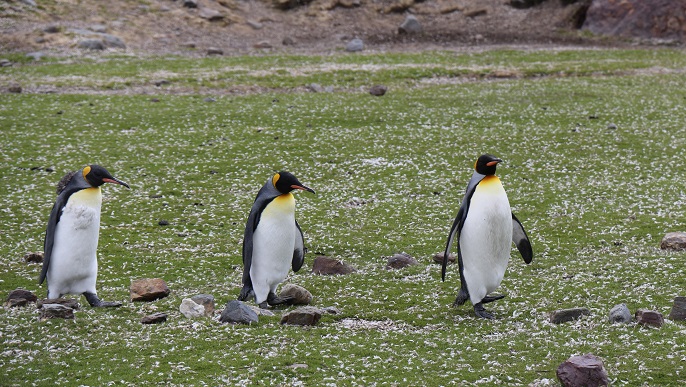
[
  {"left": 272, "top": 173, "right": 280, "bottom": 187},
  {"left": 82, "top": 166, "right": 92, "bottom": 179}
]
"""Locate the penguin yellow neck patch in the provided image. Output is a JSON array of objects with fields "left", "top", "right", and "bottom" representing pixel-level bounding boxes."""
[
  {"left": 272, "top": 173, "right": 280, "bottom": 187},
  {"left": 82, "top": 166, "right": 92, "bottom": 181}
]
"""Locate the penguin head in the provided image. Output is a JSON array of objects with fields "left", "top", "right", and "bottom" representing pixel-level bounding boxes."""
[
  {"left": 83, "top": 165, "right": 130, "bottom": 188},
  {"left": 474, "top": 154, "right": 502, "bottom": 176},
  {"left": 272, "top": 171, "right": 315, "bottom": 195}
]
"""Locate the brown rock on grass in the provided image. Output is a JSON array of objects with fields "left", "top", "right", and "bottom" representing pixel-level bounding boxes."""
[{"left": 130, "top": 278, "right": 170, "bottom": 302}]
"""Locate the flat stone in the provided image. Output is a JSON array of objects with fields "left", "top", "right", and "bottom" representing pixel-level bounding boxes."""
[
  {"left": 322, "top": 306, "right": 341, "bottom": 315},
  {"left": 207, "top": 47, "right": 224, "bottom": 56},
  {"left": 386, "top": 252, "right": 418, "bottom": 270},
  {"left": 660, "top": 232, "right": 686, "bottom": 251},
  {"left": 78, "top": 39, "right": 105, "bottom": 50},
  {"left": 312, "top": 256, "right": 356, "bottom": 275},
  {"left": 433, "top": 252, "right": 456, "bottom": 264},
  {"left": 636, "top": 309, "right": 664, "bottom": 328},
  {"left": 141, "top": 312, "right": 167, "bottom": 324},
  {"left": 23, "top": 251, "right": 44, "bottom": 263},
  {"left": 7, "top": 289, "right": 37, "bottom": 305},
  {"left": 608, "top": 303, "right": 631, "bottom": 324},
  {"left": 280, "top": 306, "right": 322, "bottom": 326},
  {"left": 180, "top": 298, "right": 205, "bottom": 318},
  {"left": 464, "top": 8, "right": 488, "bottom": 18},
  {"left": 191, "top": 294, "right": 215, "bottom": 316},
  {"left": 254, "top": 41, "right": 272, "bottom": 49},
  {"left": 37, "top": 298, "right": 80, "bottom": 310},
  {"left": 0, "top": 59, "right": 12, "bottom": 67},
  {"left": 557, "top": 354, "right": 610, "bottom": 387},
  {"left": 40, "top": 304, "right": 75, "bottom": 320},
  {"left": 130, "top": 278, "right": 171, "bottom": 302},
  {"left": 247, "top": 20, "right": 263, "bottom": 30},
  {"left": 550, "top": 307, "right": 591, "bottom": 324},
  {"left": 279, "top": 284, "right": 313, "bottom": 305},
  {"left": 8, "top": 84, "right": 22, "bottom": 93},
  {"left": 220, "top": 300, "right": 258, "bottom": 324},
  {"left": 101, "top": 34, "right": 126, "bottom": 49},
  {"left": 199, "top": 8, "right": 224, "bottom": 21},
  {"left": 369, "top": 85, "right": 387, "bottom": 96},
  {"left": 153, "top": 79, "right": 171, "bottom": 86},
  {"left": 668, "top": 296, "right": 686, "bottom": 321}
]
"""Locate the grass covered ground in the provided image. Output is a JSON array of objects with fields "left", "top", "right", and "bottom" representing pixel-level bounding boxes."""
[{"left": 1, "top": 47, "right": 686, "bottom": 386}]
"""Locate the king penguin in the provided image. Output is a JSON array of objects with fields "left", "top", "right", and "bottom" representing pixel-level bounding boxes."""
[
  {"left": 238, "top": 171, "right": 315, "bottom": 308},
  {"left": 39, "top": 165, "right": 129, "bottom": 307},
  {"left": 442, "top": 154, "right": 533, "bottom": 319}
]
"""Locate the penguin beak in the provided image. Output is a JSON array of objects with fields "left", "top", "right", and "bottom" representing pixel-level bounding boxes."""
[
  {"left": 486, "top": 159, "right": 502, "bottom": 167},
  {"left": 291, "top": 184, "right": 315, "bottom": 194},
  {"left": 103, "top": 177, "right": 130, "bottom": 189}
]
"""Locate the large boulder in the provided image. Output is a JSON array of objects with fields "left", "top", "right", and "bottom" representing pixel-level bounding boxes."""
[
  {"left": 130, "top": 278, "right": 171, "bottom": 302},
  {"left": 583, "top": 0, "right": 686, "bottom": 42},
  {"left": 556, "top": 354, "right": 610, "bottom": 387},
  {"left": 40, "top": 304, "right": 75, "bottom": 320},
  {"left": 6, "top": 289, "right": 38, "bottom": 307},
  {"left": 636, "top": 309, "right": 664, "bottom": 328}
]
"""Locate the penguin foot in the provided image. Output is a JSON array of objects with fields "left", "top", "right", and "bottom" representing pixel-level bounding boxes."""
[
  {"left": 473, "top": 303, "right": 495, "bottom": 319},
  {"left": 238, "top": 285, "right": 254, "bottom": 302},
  {"left": 84, "top": 292, "right": 122, "bottom": 308},
  {"left": 453, "top": 287, "right": 469, "bottom": 306},
  {"left": 481, "top": 294, "right": 505, "bottom": 304},
  {"left": 258, "top": 301, "right": 269, "bottom": 309},
  {"left": 267, "top": 292, "right": 294, "bottom": 306}
]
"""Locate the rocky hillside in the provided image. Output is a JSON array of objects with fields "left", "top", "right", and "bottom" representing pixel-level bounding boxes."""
[{"left": 0, "top": 0, "right": 682, "bottom": 56}]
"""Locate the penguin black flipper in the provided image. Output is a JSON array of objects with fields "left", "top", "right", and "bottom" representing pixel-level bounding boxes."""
[
  {"left": 239, "top": 188, "right": 276, "bottom": 301},
  {"left": 512, "top": 213, "right": 533, "bottom": 264},
  {"left": 292, "top": 220, "right": 305, "bottom": 272}
]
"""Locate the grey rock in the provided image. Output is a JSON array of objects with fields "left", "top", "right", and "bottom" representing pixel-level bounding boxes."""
[
  {"left": 26, "top": 52, "right": 43, "bottom": 60},
  {"left": 607, "top": 123, "right": 618, "bottom": 130},
  {"left": 0, "top": 59, "right": 12, "bottom": 67},
  {"left": 282, "top": 36, "right": 297, "bottom": 46},
  {"left": 279, "top": 284, "right": 313, "bottom": 305},
  {"left": 180, "top": 298, "right": 205, "bottom": 318},
  {"left": 130, "top": 278, "right": 171, "bottom": 302},
  {"left": 21, "top": 0, "right": 37, "bottom": 6},
  {"left": 660, "top": 232, "right": 686, "bottom": 251},
  {"left": 141, "top": 312, "right": 167, "bottom": 324},
  {"left": 608, "top": 303, "right": 631, "bottom": 324},
  {"left": 386, "top": 252, "right": 418, "bottom": 270},
  {"left": 101, "top": 34, "right": 126, "bottom": 49},
  {"left": 369, "top": 85, "right": 387, "bottom": 96},
  {"left": 89, "top": 24, "right": 107, "bottom": 33},
  {"left": 557, "top": 354, "right": 609, "bottom": 387},
  {"left": 399, "top": 15, "right": 422, "bottom": 34},
  {"left": 37, "top": 298, "right": 80, "bottom": 310},
  {"left": 78, "top": 39, "right": 105, "bottom": 50},
  {"left": 247, "top": 20, "right": 263, "bottom": 30},
  {"left": 636, "top": 309, "right": 664, "bottom": 328},
  {"left": 433, "top": 252, "right": 456, "bottom": 264},
  {"left": 550, "top": 307, "right": 591, "bottom": 324},
  {"left": 220, "top": 300, "right": 258, "bottom": 324},
  {"left": 182, "top": 41, "right": 197, "bottom": 48},
  {"left": 183, "top": 0, "right": 198, "bottom": 8},
  {"left": 345, "top": 38, "right": 364, "bottom": 52},
  {"left": 6, "top": 289, "right": 37, "bottom": 307},
  {"left": 40, "top": 304, "right": 75, "bottom": 320},
  {"left": 668, "top": 296, "right": 686, "bottom": 321},
  {"left": 199, "top": 8, "right": 224, "bottom": 21},
  {"left": 312, "top": 256, "right": 356, "bottom": 275},
  {"left": 248, "top": 305, "right": 275, "bottom": 316},
  {"left": 203, "top": 97, "right": 216, "bottom": 102},
  {"left": 207, "top": 47, "right": 224, "bottom": 56},
  {"left": 281, "top": 306, "right": 323, "bottom": 326},
  {"left": 191, "top": 294, "right": 215, "bottom": 316},
  {"left": 307, "top": 83, "right": 325, "bottom": 93},
  {"left": 322, "top": 306, "right": 341, "bottom": 315}
]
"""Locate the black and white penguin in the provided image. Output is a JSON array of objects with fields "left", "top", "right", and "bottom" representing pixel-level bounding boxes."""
[
  {"left": 443, "top": 154, "right": 533, "bottom": 319},
  {"left": 39, "top": 165, "right": 129, "bottom": 307},
  {"left": 238, "top": 171, "right": 314, "bottom": 308}
]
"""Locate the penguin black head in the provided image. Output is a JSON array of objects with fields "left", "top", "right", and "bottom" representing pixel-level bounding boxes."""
[
  {"left": 474, "top": 154, "right": 502, "bottom": 176},
  {"left": 272, "top": 171, "right": 315, "bottom": 195},
  {"left": 83, "top": 165, "right": 130, "bottom": 188}
]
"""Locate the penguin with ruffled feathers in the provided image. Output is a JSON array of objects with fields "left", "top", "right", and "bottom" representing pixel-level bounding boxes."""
[
  {"left": 443, "top": 154, "right": 533, "bottom": 319},
  {"left": 39, "top": 165, "right": 129, "bottom": 307},
  {"left": 238, "top": 171, "right": 315, "bottom": 308}
]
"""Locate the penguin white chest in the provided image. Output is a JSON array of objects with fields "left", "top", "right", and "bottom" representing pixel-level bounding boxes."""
[
  {"left": 48, "top": 187, "right": 102, "bottom": 296},
  {"left": 460, "top": 176, "right": 512, "bottom": 302},
  {"left": 251, "top": 194, "right": 296, "bottom": 292}
]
